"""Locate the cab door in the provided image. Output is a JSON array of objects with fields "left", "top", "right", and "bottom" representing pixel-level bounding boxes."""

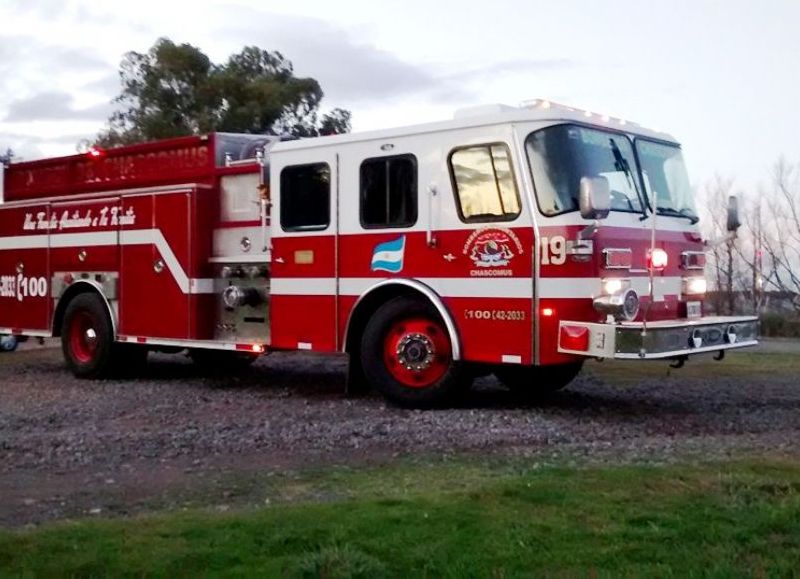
[
  {"left": 269, "top": 154, "right": 338, "bottom": 352},
  {"left": 429, "top": 136, "right": 535, "bottom": 365}
]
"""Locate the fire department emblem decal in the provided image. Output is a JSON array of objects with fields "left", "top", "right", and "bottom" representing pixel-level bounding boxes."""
[{"left": 463, "top": 228, "right": 523, "bottom": 277}]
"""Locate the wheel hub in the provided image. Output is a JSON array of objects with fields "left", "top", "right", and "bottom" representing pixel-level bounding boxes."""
[
  {"left": 396, "top": 333, "right": 435, "bottom": 371},
  {"left": 69, "top": 311, "right": 99, "bottom": 364}
]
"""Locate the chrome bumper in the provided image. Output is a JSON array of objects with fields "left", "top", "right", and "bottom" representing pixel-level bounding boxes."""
[{"left": 557, "top": 315, "right": 759, "bottom": 360}]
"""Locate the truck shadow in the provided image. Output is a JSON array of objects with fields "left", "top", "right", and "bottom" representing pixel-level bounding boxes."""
[
  {"left": 138, "top": 351, "right": 348, "bottom": 396},
  {"left": 131, "top": 351, "right": 795, "bottom": 421}
]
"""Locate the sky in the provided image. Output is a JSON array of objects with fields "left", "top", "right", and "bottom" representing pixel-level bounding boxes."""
[{"left": 0, "top": 0, "right": 798, "bottom": 192}]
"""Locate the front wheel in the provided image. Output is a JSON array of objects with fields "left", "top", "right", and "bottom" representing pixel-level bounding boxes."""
[{"left": 360, "top": 296, "right": 468, "bottom": 408}]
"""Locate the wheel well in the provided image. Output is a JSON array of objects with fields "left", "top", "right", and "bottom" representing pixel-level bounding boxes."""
[
  {"left": 52, "top": 282, "right": 115, "bottom": 337},
  {"left": 343, "top": 282, "right": 461, "bottom": 359}
]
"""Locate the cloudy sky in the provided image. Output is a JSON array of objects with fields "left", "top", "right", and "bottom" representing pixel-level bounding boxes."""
[{"left": 0, "top": 0, "right": 797, "bottom": 191}]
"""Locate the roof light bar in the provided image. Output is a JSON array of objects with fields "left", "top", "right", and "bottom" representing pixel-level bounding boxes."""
[{"left": 521, "top": 99, "right": 638, "bottom": 128}]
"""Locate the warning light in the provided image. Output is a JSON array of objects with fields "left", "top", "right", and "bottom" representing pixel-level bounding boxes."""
[
  {"left": 541, "top": 307, "right": 555, "bottom": 317},
  {"left": 251, "top": 344, "right": 265, "bottom": 354},
  {"left": 86, "top": 146, "right": 106, "bottom": 160},
  {"left": 648, "top": 248, "right": 668, "bottom": 270}
]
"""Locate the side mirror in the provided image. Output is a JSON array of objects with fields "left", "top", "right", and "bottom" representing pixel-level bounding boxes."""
[
  {"left": 579, "top": 176, "right": 611, "bottom": 220},
  {"left": 726, "top": 195, "right": 741, "bottom": 232}
]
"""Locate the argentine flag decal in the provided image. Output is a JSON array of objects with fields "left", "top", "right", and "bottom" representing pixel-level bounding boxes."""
[{"left": 370, "top": 236, "right": 406, "bottom": 273}]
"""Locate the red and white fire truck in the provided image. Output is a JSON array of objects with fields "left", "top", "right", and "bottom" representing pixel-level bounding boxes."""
[{"left": 0, "top": 101, "right": 758, "bottom": 406}]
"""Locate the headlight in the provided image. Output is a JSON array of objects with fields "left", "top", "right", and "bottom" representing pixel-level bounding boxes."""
[
  {"left": 683, "top": 277, "right": 707, "bottom": 296},
  {"left": 595, "top": 279, "right": 639, "bottom": 321},
  {"left": 602, "top": 278, "right": 626, "bottom": 295}
]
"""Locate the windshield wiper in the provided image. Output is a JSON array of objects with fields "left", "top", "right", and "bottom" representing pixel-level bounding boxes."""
[
  {"left": 656, "top": 206, "right": 699, "bottom": 224},
  {"left": 609, "top": 139, "right": 646, "bottom": 218},
  {"left": 609, "top": 140, "right": 636, "bottom": 192}
]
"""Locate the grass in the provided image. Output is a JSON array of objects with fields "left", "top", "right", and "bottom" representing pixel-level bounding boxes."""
[
  {"left": 760, "top": 313, "right": 800, "bottom": 338},
  {"left": 585, "top": 351, "right": 800, "bottom": 385},
  {"left": 2, "top": 459, "right": 800, "bottom": 577}
]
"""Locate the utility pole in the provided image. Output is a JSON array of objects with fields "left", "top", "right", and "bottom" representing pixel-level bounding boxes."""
[
  {"left": 727, "top": 237, "right": 735, "bottom": 314},
  {"left": 753, "top": 197, "right": 763, "bottom": 314}
]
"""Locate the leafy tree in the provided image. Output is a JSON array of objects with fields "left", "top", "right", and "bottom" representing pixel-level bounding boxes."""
[
  {"left": 0, "top": 148, "right": 13, "bottom": 167},
  {"left": 95, "top": 38, "right": 350, "bottom": 146},
  {"left": 319, "top": 108, "right": 353, "bottom": 136}
]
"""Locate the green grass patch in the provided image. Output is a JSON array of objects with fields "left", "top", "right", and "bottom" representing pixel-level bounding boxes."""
[
  {"left": 2, "top": 459, "right": 800, "bottom": 577},
  {"left": 760, "top": 314, "right": 800, "bottom": 338},
  {"left": 585, "top": 351, "right": 800, "bottom": 385}
]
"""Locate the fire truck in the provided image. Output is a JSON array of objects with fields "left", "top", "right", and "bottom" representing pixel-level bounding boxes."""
[{"left": 0, "top": 101, "right": 759, "bottom": 407}]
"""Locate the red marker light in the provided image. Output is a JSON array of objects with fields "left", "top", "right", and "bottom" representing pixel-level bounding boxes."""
[
  {"left": 541, "top": 307, "right": 555, "bottom": 317},
  {"left": 648, "top": 248, "right": 668, "bottom": 270},
  {"left": 559, "top": 324, "right": 589, "bottom": 352}
]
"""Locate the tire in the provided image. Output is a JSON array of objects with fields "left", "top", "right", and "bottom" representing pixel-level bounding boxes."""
[
  {"left": 360, "top": 296, "right": 467, "bottom": 408},
  {"left": 189, "top": 349, "right": 259, "bottom": 373},
  {"left": 0, "top": 335, "right": 18, "bottom": 352},
  {"left": 62, "top": 293, "right": 121, "bottom": 378},
  {"left": 495, "top": 362, "right": 583, "bottom": 397}
]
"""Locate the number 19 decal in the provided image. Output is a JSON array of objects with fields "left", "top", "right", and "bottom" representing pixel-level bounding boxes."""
[{"left": 539, "top": 236, "right": 566, "bottom": 265}]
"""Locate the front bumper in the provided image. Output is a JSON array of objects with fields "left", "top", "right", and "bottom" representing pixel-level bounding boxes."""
[{"left": 557, "top": 316, "right": 759, "bottom": 359}]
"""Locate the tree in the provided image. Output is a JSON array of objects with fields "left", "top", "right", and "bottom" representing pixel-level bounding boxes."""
[
  {"left": 759, "top": 158, "right": 800, "bottom": 312},
  {"left": 318, "top": 108, "right": 353, "bottom": 136},
  {"left": 0, "top": 149, "right": 12, "bottom": 166},
  {"left": 95, "top": 38, "right": 350, "bottom": 146},
  {"left": 702, "top": 176, "right": 749, "bottom": 314},
  {"left": 0, "top": 148, "right": 13, "bottom": 167}
]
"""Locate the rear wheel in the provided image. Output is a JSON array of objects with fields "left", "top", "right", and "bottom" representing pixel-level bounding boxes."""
[
  {"left": 0, "top": 335, "right": 18, "bottom": 352},
  {"left": 62, "top": 293, "right": 140, "bottom": 378},
  {"left": 495, "top": 362, "right": 583, "bottom": 397},
  {"left": 360, "top": 296, "right": 468, "bottom": 408}
]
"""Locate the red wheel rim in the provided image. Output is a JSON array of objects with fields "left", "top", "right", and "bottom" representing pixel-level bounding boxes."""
[
  {"left": 382, "top": 316, "right": 451, "bottom": 388},
  {"left": 68, "top": 311, "right": 99, "bottom": 364}
]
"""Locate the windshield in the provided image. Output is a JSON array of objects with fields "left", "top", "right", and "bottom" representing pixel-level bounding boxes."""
[
  {"left": 636, "top": 140, "right": 697, "bottom": 220},
  {"left": 526, "top": 124, "right": 644, "bottom": 216}
]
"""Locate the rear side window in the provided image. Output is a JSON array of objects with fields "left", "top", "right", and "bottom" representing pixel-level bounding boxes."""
[
  {"left": 280, "top": 163, "right": 330, "bottom": 231},
  {"left": 449, "top": 144, "right": 521, "bottom": 222},
  {"left": 360, "top": 155, "right": 417, "bottom": 228}
]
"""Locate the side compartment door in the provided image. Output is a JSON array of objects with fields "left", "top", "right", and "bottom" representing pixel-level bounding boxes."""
[
  {"left": 269, "top": 154, "right": 337, "bottom": 352},
  {"left": 0, "top": 204, "right": 50, "bottom": 332},
  {"left": 50, "top": 196, "right": 121, "bottom": 280},
  {"left": 119, "top": 191, "right": 192, "bottom": 339}
]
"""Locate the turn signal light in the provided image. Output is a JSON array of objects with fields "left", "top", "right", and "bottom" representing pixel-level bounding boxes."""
[{"left": 648, "top": 248, "right": 668, "bottom": 270}]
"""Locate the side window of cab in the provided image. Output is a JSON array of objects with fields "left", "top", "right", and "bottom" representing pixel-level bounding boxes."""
[
  {"left": 448, "top": 143, "right": 521, "bottom": 223},
  {"left": 279, "top": 163, "right": 331, "bottom": 231},
  {"left": 359, "top": 154, "right": 418, "bottom": 228}
]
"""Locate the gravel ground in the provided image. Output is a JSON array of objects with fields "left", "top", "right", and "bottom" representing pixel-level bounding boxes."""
[{"left": 1, "top": 340, "right": 799, "bottom": 526}]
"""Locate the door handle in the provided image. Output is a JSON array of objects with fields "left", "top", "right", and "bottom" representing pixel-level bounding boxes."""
[{"left": 426, "top": 184, "right": 438, "bottom": 248}]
